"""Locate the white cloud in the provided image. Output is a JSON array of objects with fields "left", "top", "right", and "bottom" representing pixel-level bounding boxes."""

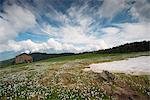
[
  {"left": 0, "top": 39, "right": 99, "bottom": 53},
  {"left": 41, "top": 1, "right": 150, "bottom": 52},
  {"left": 120, "top": 22, "right": 150, "bottom": 41},
  {"left": 0, "top": 0, "right": 150, "bottom": 55},
  {"left": 41, "top": 25, "right": 60, "bottom": 37},
  {"left": 42, "top": 22, "right": 108, "bottom": 50},
  {"left": 0, "top": 36, "right": 109, "bottom": 53},
  {"left": 0, "top": 18, "right": 17, "bottom": 44},
  {"left": 0, "top": 4, "right": 36, "bottom": 43},
  {"left": 101, "top": 22, "right": 150, "bottom": 48},
  {"left": 41, "top": 4, "right": 108, "bottom": 51},
  {"left": 47, "top": 38, "right": 62, "bottom": 51}
]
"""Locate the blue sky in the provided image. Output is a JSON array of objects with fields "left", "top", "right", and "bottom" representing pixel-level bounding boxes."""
[{"left": 0, "top": 0, "right": 150, "bottom": 61}]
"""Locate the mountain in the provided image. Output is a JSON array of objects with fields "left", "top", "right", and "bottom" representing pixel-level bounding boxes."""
[
  {"left": 0, "top": 41, "right": 149, "bottom": 67},
  {"left": 0, "top": 53, "right": 75, "bottom": 67},
  {"left": 96, "top": 41, "right": 150, "bottom": 54}
]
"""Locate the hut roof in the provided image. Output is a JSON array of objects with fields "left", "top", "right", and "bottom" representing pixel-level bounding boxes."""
[{"left": 16, "top": 53, "right": 30, "bottom": 57}]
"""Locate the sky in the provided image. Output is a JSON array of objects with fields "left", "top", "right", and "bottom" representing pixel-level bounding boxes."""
[{"left": 0, "top": 0, "right": 150, "bottom": 61}]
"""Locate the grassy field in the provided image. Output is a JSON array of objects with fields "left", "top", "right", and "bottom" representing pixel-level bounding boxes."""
[{"left": 0, "top": 51, "right": 150, "bottom": 100}]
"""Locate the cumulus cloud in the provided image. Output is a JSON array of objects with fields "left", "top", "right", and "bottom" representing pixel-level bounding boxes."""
[
  {"left": 0, "top": 4, "right": 36, "bottom": 43},
  {"left": 0, "top": 39, "right": 94, "bottom": 53},
  {"left": 120, "top": 22, "right": 150, "bottom": 41}
]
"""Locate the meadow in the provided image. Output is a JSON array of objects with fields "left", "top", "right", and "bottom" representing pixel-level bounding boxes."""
[{"left": 0, "top": 51, "right": 150, "bottom": 100}]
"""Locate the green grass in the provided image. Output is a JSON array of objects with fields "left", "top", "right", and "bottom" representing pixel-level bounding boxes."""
[
  {"left": 0, "top": 51, "right": 150, "bottom": 99},
  {"left": 44, "top": 51, "right": 150, "bottom": 62}
]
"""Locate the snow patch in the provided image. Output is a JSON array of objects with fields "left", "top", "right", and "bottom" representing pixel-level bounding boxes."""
[{"left": 89, "top": 56, "right": 150, "bottom": 75}]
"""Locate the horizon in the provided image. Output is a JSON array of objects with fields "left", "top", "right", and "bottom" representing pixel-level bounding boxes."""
[
  {"left": 0, "top": 40, "right": 149, "bottom": 61},
  {"left": 0, "top": 0, "right": 150, "bottom": 61}
]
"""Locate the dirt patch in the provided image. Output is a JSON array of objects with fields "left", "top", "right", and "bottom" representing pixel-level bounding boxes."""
[
  {"left": 57, "top": 73, "right": 77, "bottom": 85},
  {"left": 113, "top": 86, "right": 149, "bottom": 100}
]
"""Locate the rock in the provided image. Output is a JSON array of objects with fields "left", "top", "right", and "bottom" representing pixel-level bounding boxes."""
[{"left": 100, "top": 70, "right": 115, "bottom": 81}]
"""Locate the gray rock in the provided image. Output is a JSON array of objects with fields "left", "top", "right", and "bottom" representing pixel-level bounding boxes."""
[{"left": 97, "top": 70, "right": 115, "bottom": 81}]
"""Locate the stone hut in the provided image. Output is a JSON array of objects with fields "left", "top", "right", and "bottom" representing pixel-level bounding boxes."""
[{"left": 15, "top": 53, "right": 33, "bottom": 64}]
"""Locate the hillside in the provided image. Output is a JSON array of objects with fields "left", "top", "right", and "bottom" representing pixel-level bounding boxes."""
[
  {"left": 0, "top": 41, "right": 149, "bottom": 67},
  {"left": 30, "top": 53, "right": 75, "bottom": 62},
  {"left": 96, "top": 41, "right": 150, "bottom": 53},
  {"left": 0, "top": 51, "right": 150, "bottom": 99}
]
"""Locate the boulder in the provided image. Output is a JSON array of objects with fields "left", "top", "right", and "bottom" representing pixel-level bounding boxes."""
[{"left": 100, "top": 70, "right": 115, "bottom": 81}]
